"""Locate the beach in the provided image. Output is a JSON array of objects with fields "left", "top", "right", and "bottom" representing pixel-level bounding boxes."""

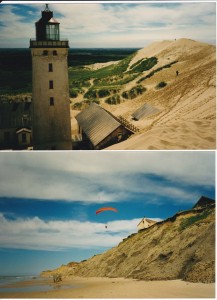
[{"left": 0, "top": 276, "right": 215, "bottom": 298}]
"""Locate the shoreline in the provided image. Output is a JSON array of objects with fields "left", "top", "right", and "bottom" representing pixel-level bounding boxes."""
[{"left": 0, "top": 276, "right": 215, "bottom": 298}]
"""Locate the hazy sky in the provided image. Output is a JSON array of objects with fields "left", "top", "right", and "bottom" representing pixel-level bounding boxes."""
[
  {"left": 0, "top": 2, "right": 216, "bottom": 48},
  {"left": 0, "top": 151, "right": 215, "bottom": 275}
]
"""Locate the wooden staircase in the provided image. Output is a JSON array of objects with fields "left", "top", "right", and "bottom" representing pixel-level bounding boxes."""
[{"left": 118, "top": 115, "right": 139, "bottom": 133}]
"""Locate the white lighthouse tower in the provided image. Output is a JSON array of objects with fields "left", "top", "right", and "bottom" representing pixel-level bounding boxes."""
[{"left": 30, "top": 4, "right": 72, "bottom": 150}]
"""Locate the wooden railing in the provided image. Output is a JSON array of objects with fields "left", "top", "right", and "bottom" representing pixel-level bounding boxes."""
[{"left": 118, "top": 116, "right": 139, "bottom": 133}]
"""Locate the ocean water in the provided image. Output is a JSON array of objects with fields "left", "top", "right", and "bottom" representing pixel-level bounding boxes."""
[
  {"left": 0, "top": 275, "right": 34, "bottom": 286},
  {"left": 0, "top": 276, "right": 74, "bottom": 293}
]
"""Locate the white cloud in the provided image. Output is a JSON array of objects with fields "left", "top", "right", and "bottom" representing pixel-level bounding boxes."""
[
  {"left": 0, "top": 152, "right": 214, "bottom": 204},
  {"left": 0, "top": 213, "right": 146, "bottom": 251},
  {"left": 0, "top": 5, "right": 34, "bottom": 46},
  {"left": 56, "top": 3, "right": 216, "bottom": 46},
  {"left": 0, "top": 2, "right": 215, "bottom": 47}
]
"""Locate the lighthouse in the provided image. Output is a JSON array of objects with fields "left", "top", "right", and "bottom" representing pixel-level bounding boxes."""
[{"left": 30, "top": 4, "right": 72, "bottom": 150}]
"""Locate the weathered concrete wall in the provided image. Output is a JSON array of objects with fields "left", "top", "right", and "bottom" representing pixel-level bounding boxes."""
[{"left": 31, "top": 47, "right": 72, "bottom": 150}]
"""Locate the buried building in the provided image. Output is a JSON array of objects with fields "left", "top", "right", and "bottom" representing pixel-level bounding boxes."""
[
  {"left": 0, "top": 100, "right": 32, "bottom": 150},
  {"left": 75, "top": 103, "right": 134, "bottom": 150},
  {"left": 132, "top": 103, "right": 160, "bottom": 121},
  {"left": 137, "top": 217, "right": 157, "bottom": 231}
]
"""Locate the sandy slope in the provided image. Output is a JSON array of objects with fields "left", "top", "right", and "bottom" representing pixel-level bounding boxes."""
[
  {"left": 69, "top": 205, "right": 215, "bottom": 283},
  {"left": 103, "top": 39, "right": 216, "bottom": 150},
  {"left": 42, "top": 203, "right": 214, "bottom": 285}
]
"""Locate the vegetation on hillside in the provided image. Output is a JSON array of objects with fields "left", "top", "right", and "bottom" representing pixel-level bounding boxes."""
[
  {"left": 105, "top": 94, "right": 121, "bottom": 105},
  {"left": 0, "top": 48, "right": 137, "bottom": 96},
  {"left": 0, "top": 48, "right": 178, "bottom": 106},
  {"left": 72, "top": 99, "right": 100, "bottom": 110},
  {"left": 137, "top": 60, "right": 178, "bottom": 83},
  {"left": 179, "top": 208, "right": 213, "bottom": 231},
  {"left": 122, "top": 85, "right": 147, "bottom": 100},
  {"left": 130, "top": 57, "right": 158, "bottom": 72},
  {"left": 156, "top": 81, "right": 167, "bottom": 89}
]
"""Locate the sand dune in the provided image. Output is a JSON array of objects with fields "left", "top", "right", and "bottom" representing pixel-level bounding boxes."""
[
  {"left": 103, "top": 39, "right": 216, "bottom": 150},
  {"left": 87, "top": 60, "right": 120, "bottom": 70},
  {"left": 106, "top": 119, "right": 215, "bottom": 150}
]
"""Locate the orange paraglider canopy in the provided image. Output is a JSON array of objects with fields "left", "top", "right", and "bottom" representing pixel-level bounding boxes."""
[{"left": 96, "top": 207, "right": 118, "bottom": 214}]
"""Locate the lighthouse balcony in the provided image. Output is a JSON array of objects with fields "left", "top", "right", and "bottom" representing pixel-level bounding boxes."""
[{"left": 30, "top": 39, "right": 69, "bottom": 48}]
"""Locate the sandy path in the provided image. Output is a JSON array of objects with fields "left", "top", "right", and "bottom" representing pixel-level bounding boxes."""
[{"left": 0, "top": 277, "right": 215, "bottom": 298}]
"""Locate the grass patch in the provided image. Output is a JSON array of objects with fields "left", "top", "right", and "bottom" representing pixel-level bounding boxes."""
[
  {"left": 69, "top": 53, "right": 135, "bottom": 83},
  {"left": 130, "top": 57, "right": 158, "bottom": 73},
  {"left": 105, "top": 94, "right": 121, "bottom": 105},
  {"left": 93, "top": 73, "right": 138, "bottom": 87},
  {"left": 72, "top": 99, "right": 100, "bottom": 110},
  {"left": 84, "top": 87, "right": 121, "bottom": 99},
  {"left": 84, "top": 89, "right": 98, "bottom": 99},
  {"left": 137, "top": 60, "right": 178, "bottom": 84},
  {"left": 179, "top": 209, "right": 212, "bottom": 231},
  {"left": 98, "top": 88, "right": 111, "bottom": 98},
  {"left": 69, "top": 88, "right": 85, "bottom": 98},
  {"left": 92, "top": 53, "right": 135, "bottom": 78},
  {"left": 156, "top": 81, "right": 167, "bottom": 89},
  {"left": 130, "top": 58, "right": 145, "bottom": 70},
  {"left": 70, "top": 80, "right": 91, "bottom": 89},
  {"left": 122, "top": 85, "right": 146, "bottom": 100}
]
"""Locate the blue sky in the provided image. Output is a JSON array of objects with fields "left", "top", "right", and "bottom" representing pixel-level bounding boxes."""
[
  {"left": 0, "top": 2, "right": 216, "bottom": 48},
  {"left": 0, "top": 151, "right": 215, "bottom": 275}
]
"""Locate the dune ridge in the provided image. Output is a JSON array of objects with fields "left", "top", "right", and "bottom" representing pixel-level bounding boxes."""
[{"left": 100, "top": 38, "right": 216, "bottom": 150}]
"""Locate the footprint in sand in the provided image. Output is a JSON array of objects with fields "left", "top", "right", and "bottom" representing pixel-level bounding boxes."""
[
  {"left": 147, "top": 145, "right": 158, "bottom": 150},
  {"left": 205, "top": 137, "right": 215, "bottom": 142},
  {"left": 194, "top": 121, "right": 202, "bottom": 126},
  {"left": 160, "top": 140, "right": 171, "bottom": 145}
]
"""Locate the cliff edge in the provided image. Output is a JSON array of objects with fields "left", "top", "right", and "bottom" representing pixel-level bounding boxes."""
[{"left": 42, "top": 197, "right": 215, "bottom": 283}]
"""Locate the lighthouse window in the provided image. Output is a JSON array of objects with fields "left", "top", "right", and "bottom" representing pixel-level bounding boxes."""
[
  {"left": 48, "top": 63, "right": 53, "bottom": 72},
  {"left": 53, "top": 50, "right": 57, "bottom": 56},
  {"left": 43, "top": 50, "right": 48, "bottom": 56},
  {"left": 49, "top": 80, "right": 54, "bottom": 89},
  {"left": 46, "top": 24, "right": 59, "bottom": 41},
  {"left": 50, "top": 97, "right": 54, "bottom": 106}
]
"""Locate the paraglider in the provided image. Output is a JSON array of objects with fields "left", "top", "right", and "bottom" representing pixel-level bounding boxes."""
[
  {"left": 96, "top": 207, "right": 118, "bottom": 214},
  {"left": 96, "top": 207, "right": 118, "bottom": 230}
]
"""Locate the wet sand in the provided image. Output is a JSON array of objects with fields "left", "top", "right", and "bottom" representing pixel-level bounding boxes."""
[{"left": 0, "top": 276, "right": 215, "bottom": 298}]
